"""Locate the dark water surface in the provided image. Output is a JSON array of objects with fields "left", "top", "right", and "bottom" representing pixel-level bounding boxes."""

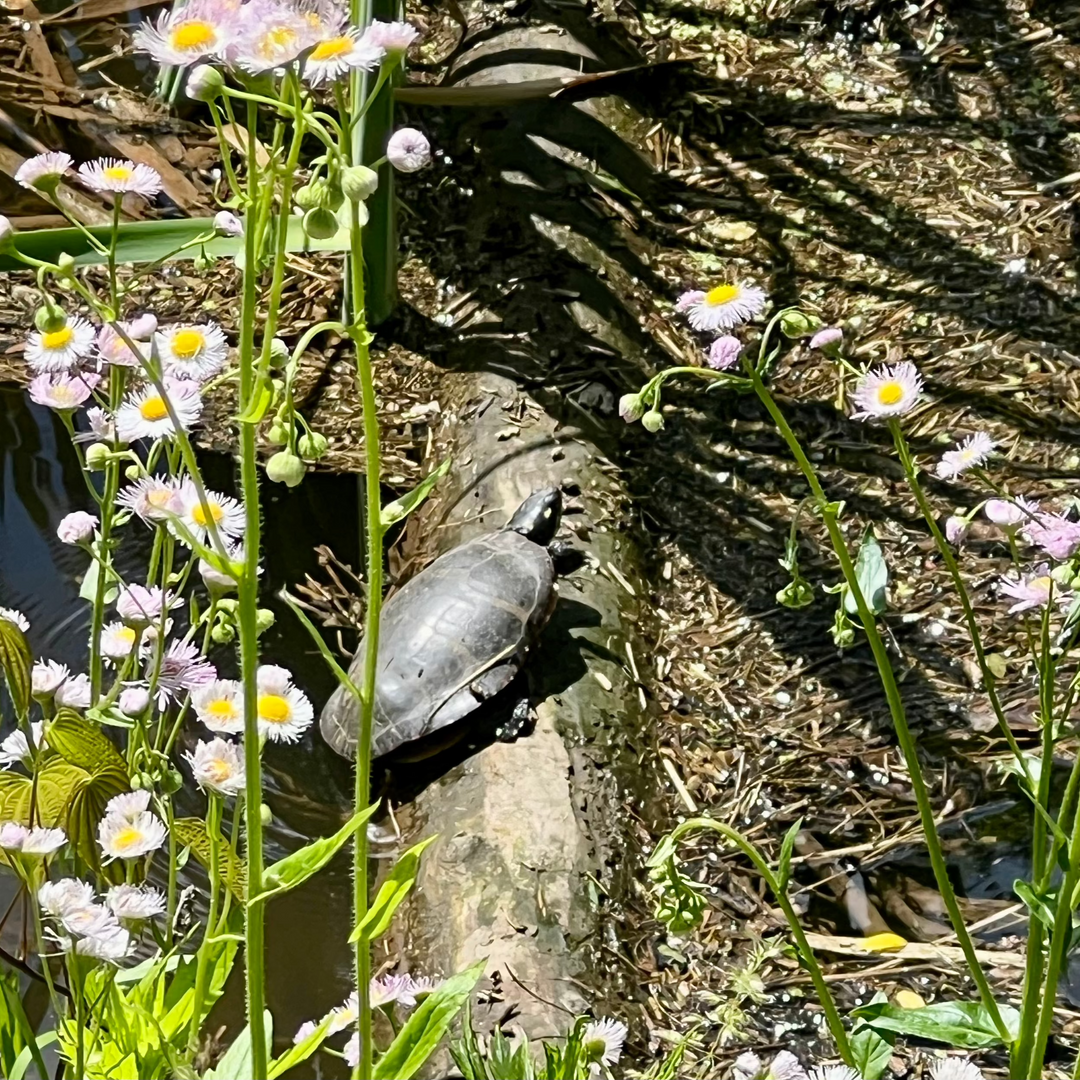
[{"left": 0, "top": 385, "right": 358, "bottom": 1076}]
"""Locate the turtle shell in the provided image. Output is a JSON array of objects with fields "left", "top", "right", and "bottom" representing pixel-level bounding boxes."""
[{"left": 320, "top": 529, "right": 556, "bottom": 759}]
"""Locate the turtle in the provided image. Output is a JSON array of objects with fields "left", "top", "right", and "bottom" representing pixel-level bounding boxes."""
[{"left": 320, "top": 487, "right": 565, "bottom": 761}]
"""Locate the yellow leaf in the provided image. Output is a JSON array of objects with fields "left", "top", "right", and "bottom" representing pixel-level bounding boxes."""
[
  {"left": 894, "top": 989, "right": 926, "bottom": 1009},
  {"left": 862, "top": 932, "right": 907, "bottom": 953}
]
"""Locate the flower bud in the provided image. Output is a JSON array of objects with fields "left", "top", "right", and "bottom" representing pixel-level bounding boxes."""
[
  {"left": 945, "top": 515, "right": 969, "bottom": 545},
  {"left": 126, "top": 312, "right": 158, "bottom": 340},
  {"left": 260, "top": 802, "right": 273, "bottom": 826},
  {"left": 779, "top": 309, "right": 822, "bottom": 338},
  {"left": 162, "top": 767, "right": 183, "bottom": 795},
  {"left": 809, "top": 326, "right": 844, "bottom": 351},
  {"left": 187, "top": 63, "right": 224, "bottom": 102},
  {"left": 56, "top": 510, "right": 98, "bottom": 545},
  {"left": 266, "top": 451, "right": 305, "bottom": 487},
  {"left": 618, "top": 393, "right": 645, "bottom": 423},
  {"left": 267, "top": 422, "right": 291, "bottom": 446},
  {"left": 776, "top": 579, "right": 814, "bottom": 609},
  {"left": 118, "top": 686, "right": 150, "bottom": 716},
  {"left": 0, "top": 216, "right": 14, "bottom": 252},
  {"left": 211, "top": 622, "right": 236, "bottom": 644},
  {"left": 130, "top": 772, "right": 144, "bottom": 790},
  {"left": 84, "top": 442, "right": 110, "bottom": 471},
  {"left": 298, "top": 432, "right": 328, "bottom": 460},
  {"left": 302, "top": 207, "right": 339, "bottom": 240},
  {"left": 193, "top": 248, "right": 214, "bottom": 272},
  {"left": 386, "top": 127, "right": 432, "bottom": 173},
  {"left": 642, "top": 409, "right": 665, "bottom": 433},
  {"left": 125, "top": 464, "right": 142, "bottom": 482},
  {"left": 1052, "top": 563, "right": 1074, "bottom": 587},
  {"left": 213, "top": 210, "right": 243, "bottom": 238},
  {"left": 255, "top": 608, "right": 275, "bottom": 633},
  {"left": 34, "top": 305, "right": 67, "bottom": 333},
  {"left": 294, "top": 178, "right": 330, "bottom": 212},
  {"left": 269, "top": 337, "right": 288, "bottom": 362},
  {"left": 341, "top": 165, "right": 379, "bottom": 202},
  {"left": 56, "top": 252, "right": 75, "bottom": 277}
]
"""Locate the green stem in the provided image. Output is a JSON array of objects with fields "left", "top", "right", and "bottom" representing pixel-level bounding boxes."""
[
  {"left": 238, "top": 97, "right": 269, "bottom": 1080},
  {"left": 743, "top": 361, "right": 1012, "bottom": 1044},
  {"left": 107, "top": 200, "right": 121, "bottom": 312},
  {"left": 188, "top": 796, "right": 223, "bottom": 1055}
]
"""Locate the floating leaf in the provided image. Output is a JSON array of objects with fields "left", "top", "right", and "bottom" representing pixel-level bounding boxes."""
[
  {"left": 0, "top": 618, "right": 31, "bottom": 718},
  {"left": 350, "top": 835, "right": 437, "bottom": 942},
  {"left": 174, "top": 818, "right": 246, "bottom": 901}
]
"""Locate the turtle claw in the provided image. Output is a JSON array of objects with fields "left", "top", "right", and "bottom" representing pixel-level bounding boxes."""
[{"left": 495, "top": 697, "right": 534, "bottom": 742}]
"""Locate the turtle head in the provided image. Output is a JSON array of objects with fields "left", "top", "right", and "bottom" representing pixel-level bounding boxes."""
[{"left": 508, "top": 487, "right": 562, "bottom": 546}]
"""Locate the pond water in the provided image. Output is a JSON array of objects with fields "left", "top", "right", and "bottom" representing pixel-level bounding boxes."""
[{"left": 0, "top": 385, "right": 360, "bottom": 1075}]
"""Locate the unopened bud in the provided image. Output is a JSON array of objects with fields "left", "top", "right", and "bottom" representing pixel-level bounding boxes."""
[
  {"left": 294, "top": 178, "right": 329, "bottom": 211},
  {"left": 265, "top": 451, "right": 305, "bottom": 487},
  {"left": 213, "top": 210, "right": 243, "bottom": 238},
  {"left": 779, "top": 309, "right": 822, "bottom": 338},
  {"left": 0, "top": 216, "right": 14, "bottom": 252},
  {"left": 302, "top": 207, "right": 339, "bottom": 240},
  {"left": 118, "top": 686, "right": 150, "bottom": 716},
  {"left": 187, "top": 63, "right": 225, "bottom": 102},
  {"left": 267, "top": 422, "right": 290, "bottom": 446},
  {"left": 124, "top": 465, "right": 142, "bottom": 481},
  {"left": 298, "top": 432, "right": 328, "bottom": 460},
  {"left": 269, "top": 337, "right": 288, "bottom": 362},
  {"left": 84, "top": 443, "right": 110, "bottom": 471},
  {"left": 34, "top": 306, "right": 67, "bottom": 333},
  {"left": 341, "top": 165, "right": 379, "bottom": 202},
  {"left": 618, "top": 393, "right": 645, "bottom": 423},
  {"left": 255, "top": 608, "right": 275, "bottom": 633},
  {"left": 56, "top": 252, "right": 75, "bottom": 277},
  {"left": 211, "top": 622, "right": 236, "bottom": 644},
  {"left": 260, "top": 803, "right": 273, "bottom": 826},
  {"left": 642, "top": 409, "right": 665, "bottom": 433}
]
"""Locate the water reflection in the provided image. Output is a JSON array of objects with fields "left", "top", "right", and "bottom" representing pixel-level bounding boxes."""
[{"left": 0, "top": 386, "right": 357, "bottom": 1076}]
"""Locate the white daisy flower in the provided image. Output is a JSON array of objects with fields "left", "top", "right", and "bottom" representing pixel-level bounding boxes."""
[
  {"left": 0, "top": 822, "right": 28, "bottom": 849},
  {"left": 115, "top": 381, "right": 203, "bottom": 443},
  {"left": 329, "top": 989, "right": 359, "bottom": 1031},
  {"left": 293, "top": 1021, "right": 318, "bottom": 1045},
  {"left": 100, "top": 622, "right": 139, "bottom": 661},
  {"left": 255, "top": 664, "right": 314, "bottom": 742},
  {"left": 192, "top": 679, "right": 245, "bottom": 733},
  {"left": 156, "top": 322, "right": 229, "bottom": 381},
  {"left": 676, "top": 283, "right": 767, "bottom": 332},
  {"left": 54, "top": 673, "right": 92, "bottom": 709},
  {"left": 58, "top": 901, "right": 115, "bottom": 939},
  {"left": 133, "top": 1, "right": 235, "bottom": 66},
  {"left": 15, "top": 151, "right": 73, "bottom": 193},
  {"left": 116, "top": 475, "right": 181, "bottom": 524},
  {"left": 184, "top": 737, "right": 246, "bottom": 796},
  {"left": 103, "top": 790, "right": 151, "bottom": 821},
  {"left": 0, "top": 607, "right": 29, "bottom": 632},
  {"left": 232, "top": 7, "right": 314, "bottom": 73},
  {"left": 303, "top": 29, "right": 384, "bottom": 85},
  {"left": 199, "top": 544, "right": 245, "bottom": 591},
  {"left": 0, "top": 721, "right": 43, "bottom": 769},
  {"left": 582, "top": 1018, "right": 627, "bottom": 1067},
  {"left": 935, "top": 432, "right": 995, "bottom": 480},
  {"left": 78, "top": 158, "right": 162, "bottom": 198},
  {"left": 32, "top": 661, "right": 68, "bottom": 698},
  {"left": 930, "top": 1059, "right": 985, "bottom": 1080},
  {"left": 850, "top": 362, "right": 923, "bottom": 421},
  {"left": 97, "top": 808, "right": 167, "bottom": 861},
  {"left": 106, "top": 883, "right": 166, "bottom": 921},
  {"left": 29, "top": 371, "right": 99, "bottom": 412},
  {"left": 153, "top": 639, "right": 217, "bottom": 706},
  {"left": 76, "top": 923, "right": 132, "bottom": 962},
  {"left": 173, "top": 480, "right": 245, "bottom": 545},
  {"left": 24, "top": 315, "right": 95, "bottom": 374},
  {"left": 369, "top": 976, "right": 411, "bottom": 1009},
  {"left": 115, "top": 584, "right": 180, "bottom": 626},
  {"left": 95, "top": 323, "right": 149, "bottom": 369},
  {"left": 73, "top": 406, "right": 114, "bottom": 444},
  {"left": 809, "top": 1068, "right": 860, "bottom": 1080},
  {"left": 343, "top": 1033, "right": 360, "bottom": 1070},
  {"left": 39, "top": 878, "right": 96, "bottom": 917},
  {"left": 20, "top": 826, "right": 68, "bottom": 855},
  {"left": 361, "top": 19, "right": 418, "bottom": 57}
]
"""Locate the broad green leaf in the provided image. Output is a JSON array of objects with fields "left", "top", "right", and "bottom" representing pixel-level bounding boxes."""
[
  {"left": 776, "top": 818, "right": 802, "bottom": 893},
  {"left": 0, "top": 619, "right": 31, "bottom": 718},
  {"left": 46, "top": 709, "right": 127, "bottom": 773},
  {"left": 350, "top": 834, "right": 437, "bottom": 942},
  {"left": 174, "top": 817, "right": 247, "bottom": 901},
  {"left": 8, "top": 1031, "right": 58, "bottom": 1080},
  {"left": 255, "top": 802, "right": 378, "bottom": 905},
  {"left": 1014, "top": 879, "right": 1056, "bottom": 930},
  {"left": 0, "top": 215, "right": 350, "bottom": 271},
  {"left": 203, "top": 1011, "right": 272, "bottom": 1080},
  {"left": 380, "top": 458, "right": 452, "bottom": 528},
  {"left": 850, "top": 1000, "right": 1019, "bottom": 1049},
  {"left": 78, "top": 558, "right": 119, "bottom": 607},
  {"left": 0, "top": 774, "right": 32, "bottom": 824},
  {"left": 846, "top": 527, "right": 888, "bottom": 615},
  {"left": 372, "top": 961, "right": 486, "bottom": 1080},
  {"left": 850, "top": 1017, "right": 893, "bottom": 1080},
  {"left": 267, "top": 1011, "right": 336, "bottom": 1079}
]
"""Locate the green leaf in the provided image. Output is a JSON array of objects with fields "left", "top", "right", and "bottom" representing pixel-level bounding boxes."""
[
  {"left": 8, "top": 1031, "right": 58, "bottom": 1080},
  {"left": 0, "top": 618, "right": 31, "bottom": 718},
  {"left": 0, "top": 215, "right": 350, "bottom": 271},
  {"left": 203, "top": 1011, "right": 272, "bottom": 1080},
  {"left": 174, "top": 818, "right": 246, "bottom": 901},
  {"left": 850, "top": 1017, "right": 894, "bottom": 1080},
  {"left": 46, "top": 709, "right": 127, "bottom": 773},
  {"left": 267, "top": 1011, "right": 336, "bottom": 1079},
  {"left": 776, "top": 818, "right": 802, "bottom": 893},
  {"left": 372, "top": 961, "right": 486, "bottom": 1080},
  {"left": 78, "top": 558, "right": 119, "bottom": 607},
  {"left": 380, "top": 458, "right": 452, "bottom": 529},
  {"left": 846, "top": 527, "right": 888, "bottom": 615},
  {"left": 1014, "top": 879, "right": 1056, "bottom": 930},
  {"left": 255, "top": 802, "right": 379, "bottom": 905},
  {"left": 350, "top": 835, "right": 437, "bottom": 943},
  {"left": 0, "top": 774, "right": 32, "bottom": 824},
  {"left": 849, "top": 1000, "right": 1019, "bottom": 1049},
  {"left": 235, "top": 374, "right": 273, "bottom": 425}
]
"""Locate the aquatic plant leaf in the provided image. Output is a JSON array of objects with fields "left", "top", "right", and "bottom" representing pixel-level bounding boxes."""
[
  {"left": 173, "top": 817, "right": 246, "bottom": 901},
  {"left": 46, "top": 709, "right": 127, "bottom": 773},
  {"left": 350, "top": 834, "right": 437, "bottom": 942},
  {"left": 203, "top": 1011, "right": 272, "bottom": 1080},
  {"left": 255, "top": 802, "right": 379, "bottom": 905},
  {"left": 372, "top": 961, "right": 486, "bottom": 1080},
  {"left": 0, "top": 618, "right": 31, "bottom": 719},
  {"left": 845, "top": 527, "right": 888, "bottom": 615},
  {"left": 380, "top": 458, "right": 452, "bottom": 529},
  {"left": 849, "top": 1000, "right": 1019, "bottom": 1048}
]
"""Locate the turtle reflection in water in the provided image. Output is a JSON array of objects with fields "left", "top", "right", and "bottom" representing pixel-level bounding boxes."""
[{"left": 320, "top": 487, "right": 568, "bottom": 762}]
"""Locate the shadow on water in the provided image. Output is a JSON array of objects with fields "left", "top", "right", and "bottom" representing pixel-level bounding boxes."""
[{"left": 0, "top": 386, "right": 358, "bottom": 1075}]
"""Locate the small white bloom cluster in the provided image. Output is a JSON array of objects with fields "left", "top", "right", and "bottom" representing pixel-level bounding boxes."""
[
  {"left": 733, "top": 1051, "right": 984, "bottom": 1080},
  {"left": 38, "top": 876, "right": 165, "bottom": 965},
  {"left": 96, "top": 790, "right": 168, "bottom": 862}
]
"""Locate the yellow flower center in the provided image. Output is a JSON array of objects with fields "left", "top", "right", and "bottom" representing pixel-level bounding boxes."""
[
  {"left": 51, "top": 386, "right": 78, "bottom": 406},
  {"left": 112, "top": 826, "right": 143, "bottom": 851},
  {"left": 260, "top": 25, "right": 299, "bottom": 56},
  {"left": 311, "top": 36, "right": 354, "bottom": 60},
  {"left": 117, "top": 627, "right": 136, "bottom": 645},
  {"left": 172, "top": 20, "right": 217, "bottom": 50},
  {"left": 258, "top": 693, "right": 291, "bottom": 723},
  {"left": 42, "top": 326, "right": 73, "bottom": 349},
  {"left": 207, "top": 698, "right": 238, "bottom": 719},
  {"left": 205, "top": 758, "right": 233, "bottom": 783},
  {"left": 876, "top": 382, "right": 904, "bottom": 406},
  {"left": 191, "top": 501, "right": 223, "bottom": 527},
  {"left": 705, "top": 284, "right": 740, "bottom": 306},
  {"left": 170, "top": 329, "right": 205, "bottom": 359},
  {"left": 104, "top": 165, "right": 133, "bottom": 182},
  {"left": 139, "top": 396, "right": 169, "bottom": 422},
  {"left": 147, "top": 489, "right": 174, "bottom": 509},
  {"left": 1033, "top": 576, "right": 1052, "bottom": 592}
]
